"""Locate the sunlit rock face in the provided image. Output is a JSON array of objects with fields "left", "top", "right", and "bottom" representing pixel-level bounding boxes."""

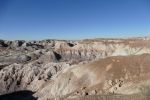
[{"left": 0, "top": 37, "right": 150, "bottom": 100}]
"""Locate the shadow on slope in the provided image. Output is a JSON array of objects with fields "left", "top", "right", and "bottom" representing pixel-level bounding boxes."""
[{"left": 0, "top": 90, "right": 37, "bottom": 100}]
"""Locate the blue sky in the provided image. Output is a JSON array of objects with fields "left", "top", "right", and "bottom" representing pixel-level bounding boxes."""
[{"left": 0, "top": 0, "right": 150, "bottom": 40}]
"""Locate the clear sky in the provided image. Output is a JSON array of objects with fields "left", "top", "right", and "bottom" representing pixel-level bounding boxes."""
[{"left": 0, "top": 0, "right": 150, "bottom": 40}]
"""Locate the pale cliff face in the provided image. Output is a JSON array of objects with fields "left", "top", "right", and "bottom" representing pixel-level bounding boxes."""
[{"left": 0, "top": 37, "right": 150, "bottom": 100}]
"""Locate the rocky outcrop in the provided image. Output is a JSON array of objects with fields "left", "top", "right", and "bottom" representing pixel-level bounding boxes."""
[
  {"left": 34, "top": 54, "right": 150, "bottom": 100},
  {"left": 0, "top": 37, "right": 150, "bottom": 100},
  {"left": 0, "top": 62, "right": 70, "bottom": 95}
]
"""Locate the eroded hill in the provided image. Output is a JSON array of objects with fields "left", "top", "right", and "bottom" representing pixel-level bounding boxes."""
[{"left": 0, "top": 37, "right": 150, "bottom": 100}]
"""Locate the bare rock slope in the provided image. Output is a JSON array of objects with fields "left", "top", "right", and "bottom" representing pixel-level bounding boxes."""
[{"left": 0, "top": 37, "right": 150, "bottom": 100}]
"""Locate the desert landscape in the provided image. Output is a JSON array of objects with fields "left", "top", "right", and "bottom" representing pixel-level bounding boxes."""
[
  {"left": 0, "top": 37, "right": 150, "bottom": 100},
  {"left": 1, "top": 0, "right": 150, "bottom": 99}
]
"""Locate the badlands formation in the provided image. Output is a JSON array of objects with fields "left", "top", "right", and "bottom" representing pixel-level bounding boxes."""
[{"left": 0, "top": 37, "right": 150, "bottom": 100}]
